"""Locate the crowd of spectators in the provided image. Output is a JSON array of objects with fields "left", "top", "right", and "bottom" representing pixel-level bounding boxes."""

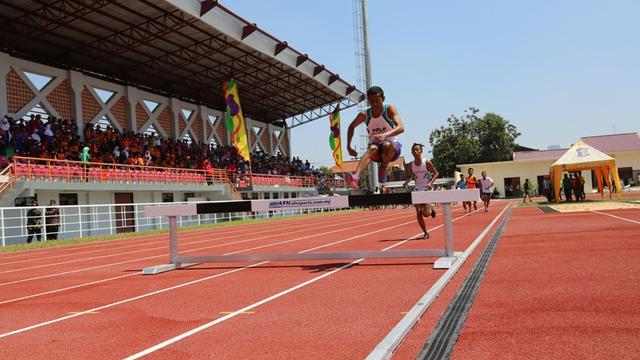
[{"left": 0, "top": 114, "right": 323, "bottom": 180}]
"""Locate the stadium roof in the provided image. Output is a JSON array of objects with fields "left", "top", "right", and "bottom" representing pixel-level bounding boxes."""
[{"left": 0, "top": 0, "right": 364, "bottom": 127}]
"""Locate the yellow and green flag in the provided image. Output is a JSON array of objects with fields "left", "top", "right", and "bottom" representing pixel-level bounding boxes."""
[
  {"left": 224, "top": 79, "right": 250, "bottom": 161},
  {"left": 329, "top": 105, "right": 343, "bottom": 171}
]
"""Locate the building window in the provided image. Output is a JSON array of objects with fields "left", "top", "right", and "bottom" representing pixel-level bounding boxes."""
[
  {"left": 59, "top": 193, "right": 78, "bottom": 206},
  {"left": 162, "top": 193, "right": 174, "bottom": 203},
  {"left": 15, "top": 196, "right": 38, "bottom": 207},
  {"left": 503, "top": 177, "right": 521, "bottom": 198},
  {"left": 184, "top": 193, "right": 195, "bottom": 201},
  {"left": 618, "top": 167, "right": 633, "bottom": 186},
  {"left": 272, "top": 192, "right": 279, "bottom": 199}
]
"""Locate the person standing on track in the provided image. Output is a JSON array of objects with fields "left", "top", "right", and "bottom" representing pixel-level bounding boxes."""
[
  {"left": 345, "top": 86, "right": 405, "bottom": 188},
  {"left": 456, "top": 173, "right": 472, "bottom": 213},
  {"left": 480, "top": 171, "right": 494, "bottom": 212},
  {"left": 466, "top": 168, "right": 479, "bottom": 212},
  {"left": 523, "top": 178, "right": 532, "bottom": 203},
  {"left": 403, "top": 143, "right": 439, "bottom": 239}
]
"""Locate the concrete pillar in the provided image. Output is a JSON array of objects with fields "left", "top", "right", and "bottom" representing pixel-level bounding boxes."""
[
  {"left": 125, "top": 86, "right": 138, "bottom": 132},
  {"left": 68, "top": 70, "right": 85, "bottom": 138},
  {"left": 286, "top": 127, "right": 292, "bottom": 160},
  {"left": 199, "top": 105, "right": 208, "bottom": 143},
  {"left": 170, "top": 97, "right": 180, "bottom": 139},
  {"left": 267, "top": 124, "right": 274, "bottom": 155}
]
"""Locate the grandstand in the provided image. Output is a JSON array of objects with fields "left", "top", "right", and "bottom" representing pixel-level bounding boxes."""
[{"left": 0, "top": 1, "right": 364, "bottom": 221}]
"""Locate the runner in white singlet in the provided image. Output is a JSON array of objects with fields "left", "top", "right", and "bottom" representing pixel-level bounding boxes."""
[
  {"left": 345, "top": 86, "right": 405, "bottom": 188},
  {"left": 403, "top": 143, "right": 439, "bottom": 239}
]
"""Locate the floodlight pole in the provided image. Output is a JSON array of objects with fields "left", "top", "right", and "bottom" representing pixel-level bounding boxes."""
[{"left": 359, "top": 0, "right": 378, "bottom": 190}]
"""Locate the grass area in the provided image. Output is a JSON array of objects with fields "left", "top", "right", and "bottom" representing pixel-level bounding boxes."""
[{"left": 0, "top": 209, "right": 356, "bottom": 254}]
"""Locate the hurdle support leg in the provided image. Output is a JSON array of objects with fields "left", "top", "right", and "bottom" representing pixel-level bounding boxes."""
[
  {"left": 433, "top": 203, "right": 459, "bottom": 269},
  {"left": 142, "top": 216, "right": 198, "bottom": 275}
]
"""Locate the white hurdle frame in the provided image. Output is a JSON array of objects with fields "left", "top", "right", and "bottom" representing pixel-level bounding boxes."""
[{"left": 142, "top": 190, "right": 480, "bottom": 275}]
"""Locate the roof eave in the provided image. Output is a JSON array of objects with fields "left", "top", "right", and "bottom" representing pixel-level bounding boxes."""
[{"left": 170, "top": 0, "right": 364, "bottom": 105}]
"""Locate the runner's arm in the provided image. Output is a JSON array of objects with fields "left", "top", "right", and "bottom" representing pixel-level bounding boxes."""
[
  {"left": 384, "top": 104, "right": 405, "bottom": 137},
  {"left": 403, "top": 163, "right": 414, "bottom": 187},
  {"left": 347, "top": 112, "right": 366, "bottom": 156},
  {"left": 425, "top": 160, "right": 439, "bottom": 187}
]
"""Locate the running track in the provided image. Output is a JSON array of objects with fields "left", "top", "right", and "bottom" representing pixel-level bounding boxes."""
[{"left": 1, "top": 201, "right": 638, "bottom": 359}]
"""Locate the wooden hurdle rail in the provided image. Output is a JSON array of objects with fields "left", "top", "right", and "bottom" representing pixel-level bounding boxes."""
[{"left": 142, "top": 190, "right": 481, "bottom": 275}]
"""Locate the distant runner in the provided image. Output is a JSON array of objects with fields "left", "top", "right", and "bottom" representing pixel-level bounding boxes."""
[
  {"left": 480, "top": 171, "right": 494, "bottom": 212},
  {"left": 404, "top": 143, "right": 439, "bottom": 239}
]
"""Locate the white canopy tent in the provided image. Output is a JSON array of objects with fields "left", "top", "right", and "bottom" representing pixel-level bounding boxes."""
[{"left": 549, "top": 140, "right": 622, "bottom": 202}]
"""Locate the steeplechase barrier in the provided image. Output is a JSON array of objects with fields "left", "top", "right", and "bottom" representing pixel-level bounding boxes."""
[{"left": 142, "top": 190, "right": 481, "bottom": 275}]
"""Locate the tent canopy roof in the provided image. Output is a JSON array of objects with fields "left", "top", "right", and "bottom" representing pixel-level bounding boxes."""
[{"left": 551, "top": 140, "right": 615, "bottom": 171}]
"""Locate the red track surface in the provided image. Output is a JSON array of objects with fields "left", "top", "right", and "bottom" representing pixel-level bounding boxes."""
[
  {"left": 1, "top": 200, "right": 638, "bottom": 359},
  {"left": 394, "top": 203, "right": 640, "bottom": 359}
]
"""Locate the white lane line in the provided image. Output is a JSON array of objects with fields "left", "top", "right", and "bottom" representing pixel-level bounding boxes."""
[
  {"left": 303, "top": 208, "right": 477, "bottom": 253},
  {"left": 122, "top": 209, "right": 473, "bottom": 359},
  {"left": 0, "top": 210, "right": 360, "bottom": 262},
  {"left": 0, "top": 225, "right": 252, "bottom": 266},
  {"left": 592, "top": 210, "right": 640, "bottom": 225},
  {"left": 0, "top": 273, "right": 138, "bottom": 306},
  {"left": 0, "top": 262, "right": 269, "bottom": 340},
  {"left": 0, "top": 211, "right": 359, "bottom": 274},
  {"left": 0, "top": 213, "right": 366, "bottom": 273},
  {"left": 0, "top": 211, "right": 420, "bottom": 305},
  {"left": 0, "top": 211, "right": 409, "bottom": 287},
  {"left": 366, "top": 203, "right": 511, "bottom": 360},
  {"left": 124, "top": 260, "right": 366, "bottom": 359},
  {"left": 0, "top": 214, "right": 416, "bottom": 338},
  {"left": 221, "top": 214, "right": 416, "bottom": 256}
]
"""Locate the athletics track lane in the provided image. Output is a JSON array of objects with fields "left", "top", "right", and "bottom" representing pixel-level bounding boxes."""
[
  {"left": 0, "top": 210, "right": 399, "bottom": 287},
  {"left": 139, "top": 205, "right": 508, "bottom": 360},
  {"left": 0, "top": 204, "right": 502, "bottom": 359},
  {"left": 0, "top": 210, "right": 367, "bottom": 264},
  {"left": 0, "top": 210, "right": 410, "bottom": 321},
  {"left": 443, "top": 206, "right": 640, "bottom": 359},
  {"left": 0, "top": 207, "right": 423, "bottom": 357}
]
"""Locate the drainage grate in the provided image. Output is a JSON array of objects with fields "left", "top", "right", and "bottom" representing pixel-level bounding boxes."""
[
  {"left": 416, "top": 206, "right": 513, "bottom": 360},
  {"left": 537, "top": 205, "right": 559, "bottom": 213}
]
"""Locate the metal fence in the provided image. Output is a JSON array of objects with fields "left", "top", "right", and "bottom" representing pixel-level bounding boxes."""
[{"left": 0, "top": 201, "right": 342, "bottom": 247}]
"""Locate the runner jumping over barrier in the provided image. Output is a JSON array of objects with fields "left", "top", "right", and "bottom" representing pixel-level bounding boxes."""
[{"left": 345, "top": 86, "right": 405, "bottom": 187}]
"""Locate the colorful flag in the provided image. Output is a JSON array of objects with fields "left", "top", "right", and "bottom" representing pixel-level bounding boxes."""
[
  {"left": 223, "top": 79, "right": 250, "bottom": 161},
  {"left": 329, "top": 105, "right": 344, "bottom": 171}
]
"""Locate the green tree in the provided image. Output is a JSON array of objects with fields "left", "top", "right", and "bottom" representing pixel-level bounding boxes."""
[
  {"left": 475, "top": 112, "right": 520, "bottom": 162},
  {"left": 429, "top": 107, "right": 520, "bottom": 176},
  {"left": 318, "top": 165, "right": 333, "bottom": 177}
]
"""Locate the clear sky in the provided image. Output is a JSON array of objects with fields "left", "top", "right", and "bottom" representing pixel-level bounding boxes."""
[{"left": 226, "top": 0, "right": 639, "bottom": 167}]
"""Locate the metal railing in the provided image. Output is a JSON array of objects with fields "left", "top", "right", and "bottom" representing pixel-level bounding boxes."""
[
  {"left": 10, "top": 156, "right": 344, "bottom": 193},
  {"left": 231, "top": 172, "right": 346, "bottom": 190},
  {"left": 0, "top": 200, "right": 343, "bottom": 247},
  {"left": 12, "top": 156, "right": 231, "bottom": 186},
  {"left": 0, "top": 164, "right": 14, "bottom": 198}
]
